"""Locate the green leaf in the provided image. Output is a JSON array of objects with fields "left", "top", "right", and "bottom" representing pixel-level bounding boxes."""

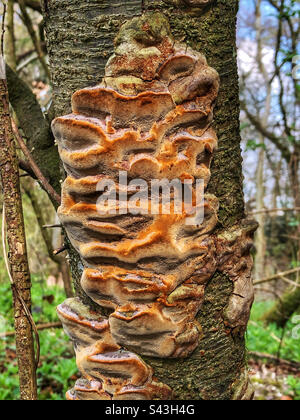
[{"left": 246, "top": 139, "right": 266, "bottom": 151}]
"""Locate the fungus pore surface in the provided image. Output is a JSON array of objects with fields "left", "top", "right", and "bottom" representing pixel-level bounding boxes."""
[{"left": 53, "top": 12, "right": 257, "bottom": 400}]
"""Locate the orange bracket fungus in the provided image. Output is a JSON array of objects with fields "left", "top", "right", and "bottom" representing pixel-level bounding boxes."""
[{"left": 53, "top": 12, "right": 257, "bottom": 400}]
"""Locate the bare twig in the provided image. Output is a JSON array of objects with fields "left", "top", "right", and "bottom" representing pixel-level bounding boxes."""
[
  {"left": 282, "top": 234, "right": 300, "bottom": 241},
  {"left": 249, "top": 207, "right": 300, "bottom": 215},
  {"left": 11, "top": 119, "right": 61, "bottom": 204},
  {"left": 19, "top": 158, "right": 37, "bottom": 179},
  {"left": 241, "top": 100, "right": 291, "bottom": 162},
  {"left": 17, "top": 52, "right": 38, "bottom": 73},
  {"left": 53, "top": 245, "right": 68, "bottom": 256},
  {"left": 280, "top": 276, "right": 300, "bottom": 289},
  {"left": 1, "top": 2, "right": 7, "bottom": 57},
  {"left": 16, "top": 47, "right": 35, "bottom": 63},
  {"left": 43, "top": 224, "right": 62, "bottom": 229},
  {"left": 254, "top": 267, "right": 300, "bottom": 286},
  {"left": 250, "top": 351, "right": 300, "bottom": 370},
  {"left": 0, "top": 322, "right": 62, "bottom": 338},
  {"left": 13, "top": 0, "right": 42, "bottom": 13},
  {"left": 17, "top": 0, "right": 50, "bottom": 79}
]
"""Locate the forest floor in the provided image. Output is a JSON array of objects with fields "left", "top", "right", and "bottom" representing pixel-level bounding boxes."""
[
  {"left": 250, "top": 359, "right": 300, "bottom": 400},
  {"left": 247, "top": 301, "right": 300, "bottom": 400},
  {"left": 0, "top": 280, "right": 299, "bottom": 400}
]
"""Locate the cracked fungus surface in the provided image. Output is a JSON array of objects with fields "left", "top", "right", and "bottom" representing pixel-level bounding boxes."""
[{"left": 52, "top": 12, "right": 257, "bottom": 400}]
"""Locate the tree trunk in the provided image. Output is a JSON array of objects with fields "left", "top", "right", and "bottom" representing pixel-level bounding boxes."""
[
  {"left": 18, "top": 0, "right": 50, "bottom": 80},
  {"left": 0, "top": 75, "right": 37, "bottom": 400},
  {"left": 253, "top": 0, "right": 271, "bottom": 281},
  {"left": 289, "top": 153, "right": 300, "bottom": 262},
  {"left": 254, "top": 144, "right": 267, "bottom": 280},
  {"left": 263, "top": 150, "right": 300, "bottom": 326},
  {"left": 5, "top": 0, "right": 17, "bottom": 71},
  {"left": 263, "top": 286, "right": 300, "bottom": 328},
  {"left": 43, "top": 0, "right": 256, "bottom": 400}
]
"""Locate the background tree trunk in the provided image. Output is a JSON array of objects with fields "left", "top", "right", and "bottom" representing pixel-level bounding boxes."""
[
  {"left": 43, "top": 0, "right": 253, "bottom": 400},
  {"left": 253, "top": 0, "right": 271, "bottom": 281},
  {"left": 263, "top": 287, "right": 300, "bottom": 328},
  {"left": 5, "top": 0, "right": 16, "bottom": 71},
  {"left": 0, "top": 76, "right": 37, "bottom": 401},
  {"left": 254, "top": 145, "right": 267, "bottom": 280}
]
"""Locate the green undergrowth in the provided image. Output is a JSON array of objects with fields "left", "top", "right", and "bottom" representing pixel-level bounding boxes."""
[
  {"left": 247, "top": 300, "right": 300, "bottom": 362},
  {"left": 0, "top": 279, "right": 299, "bottom": 400},
  {"left": 247, "top": 300, "right": 300, "bottom": 400},
  {"left": 0, "top": 278, "right": 77, "bottom": 400}
]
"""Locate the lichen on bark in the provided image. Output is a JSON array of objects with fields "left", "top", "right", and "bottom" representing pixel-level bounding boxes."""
[{"left": 162, "top": 0, "right": 214, "bottom": 16}]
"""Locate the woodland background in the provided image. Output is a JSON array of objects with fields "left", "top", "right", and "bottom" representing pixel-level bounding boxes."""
[{"left": 0, "top": 0, "right": 299, "bottom": 400}]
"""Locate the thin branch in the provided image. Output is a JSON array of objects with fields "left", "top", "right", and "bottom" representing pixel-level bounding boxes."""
[
  {"left": 241, "top": 101, "right": 291, "bottom": 161},
  {"left": 0, "top": 322, "right": 62, "bottom": 339},
  {"left": 23, "top": 0, "right": 42, "bottom": 13},
  {"left": 250, "top": 207, "right": 300, "bottom": 215},
  {"left": 250, "top": 351, "right": 300, "bottom": 370},
  {"left": 11, "top": 119, "right": 61, "bottom": 204},
  {"left": 53, "top": 245, "right": 68, "bottom": 256},
  {"left": 254, "top": 267, "right": 300, "bottom": 286},
  {"left": 17, "top": 47, "right": 35, "bottom": 63},
  {"left": 17, "top": 52, "right": 38, "bottom": 73},
  {"left": 43, "top": 224, "right": 62, "bottom": 229},
  {"left": 17, "top": 0, "right": 50, "bottom": 79},
  {"left": 6, "top": 65, "right": 61, "bottom": 198},
  {"left": 1, "top": 2, "right": 6, "bottom": 57},
  {"left": 282, "top": 234, "right": 300, "bottom": 241},
  {"left": 280, "top": 276, "right": 300, "bottom": 289},
  {"left": 14, "top": 0, "right": 42, "bottom": 13},
  {"left": 19, "top": 158, "right": 37, "bottom": 179}
]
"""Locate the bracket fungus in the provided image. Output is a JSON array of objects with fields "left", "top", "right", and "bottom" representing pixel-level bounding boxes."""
[{"left": 53, "top": 12, "right": 257, "bottom": 400}]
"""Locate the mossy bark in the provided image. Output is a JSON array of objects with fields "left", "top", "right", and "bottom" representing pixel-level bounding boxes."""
[
  {"left": 43, "top": 0, "right": 250, "bottom": 400},
  {"left": 0, "top": 78, "right": 37, "bottom": 400},
  {"left": 6, "top": 65, "right": 61, "bottom": 195},
  {"left": 263, "top": 287, "right": 300, "bottom": 328}
]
